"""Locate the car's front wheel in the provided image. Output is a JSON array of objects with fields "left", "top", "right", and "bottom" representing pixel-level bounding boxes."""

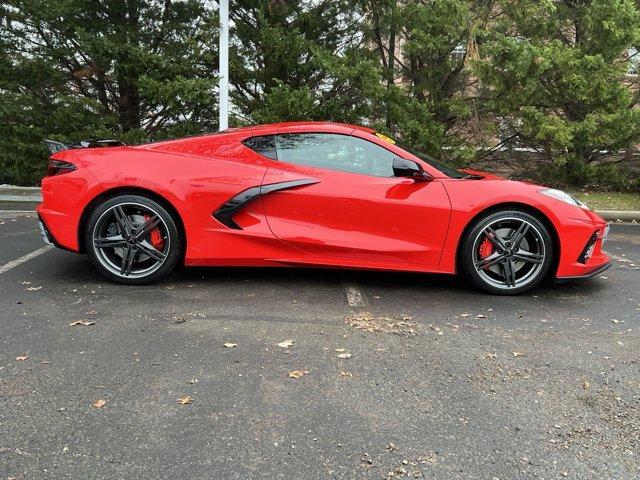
[
  {"left": 460, "top": 209, "right": 554, "bottom": 295},
  {"left": 85, "top": 194, "right": 183, "bottom": 284}
]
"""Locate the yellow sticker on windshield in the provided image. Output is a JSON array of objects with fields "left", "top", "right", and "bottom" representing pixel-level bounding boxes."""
[{"left": 375, "top": 132, "right": 396, "bottom": 144}]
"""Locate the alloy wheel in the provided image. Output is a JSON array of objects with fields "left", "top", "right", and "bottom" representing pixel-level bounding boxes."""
[
  {"left": 471, "top": 216, "right": 546, "bottom": 290},
  {"left": 91, "top": 202, "right": 170, "bottom": 279}
]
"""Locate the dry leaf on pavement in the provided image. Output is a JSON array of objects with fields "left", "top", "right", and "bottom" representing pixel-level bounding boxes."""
[
  {"left": 223, "top": 342, "right": 237, "bottom": 348},
  {"left": 16, "top": 354, "right": 29, "bottom": 361},
  {"left": 277, "top": 340, "right": 294, "bottom": 348},
  {"left": 178, "top": 395, "right": 192, "bottom": 405},
  {"left": 512, "top": 351, "right": 525, "bottom": 357},
  {"left": 288, "top": 369, "right": 310, "bottom": 379},
  {"left": 92, "top": 399, "right": 106, "bottom": 408},
  {"left": 337, "top": 352, "right": 352, "bottom": 359},
  {"left": 69, "top": 320, "right": 95, "bottom": 326}
]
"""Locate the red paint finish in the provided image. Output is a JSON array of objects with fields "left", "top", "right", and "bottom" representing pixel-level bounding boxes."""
[{"left": 37, "top": 121, "right": 610, "bottom": 280}]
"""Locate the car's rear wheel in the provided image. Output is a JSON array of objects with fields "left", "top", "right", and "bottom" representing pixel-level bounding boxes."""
[
  {"left": 85, "top": 194, "right": 183, "bottom": 284},
  {"left": 461, "top": 210, "right": 553, "bottom": 295}
]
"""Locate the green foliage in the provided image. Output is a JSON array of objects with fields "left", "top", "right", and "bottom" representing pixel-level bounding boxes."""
[
  {"left": 230, "top": 1, "right": 382, "bottom": 124},
  {"left": 1, "top": 0, "right": 639, "bottom": 190},
  {"left": 475, "top": 0, "right": 640, "bottom": 189},
  {"left": 359, "top": 0, "right": 494, "bottom": 165},
  {"left": 0, "top": 0, "right": 217, "bottom": 184}
]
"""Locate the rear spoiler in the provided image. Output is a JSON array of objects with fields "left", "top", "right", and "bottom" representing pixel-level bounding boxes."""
[{"left": 44, "top": 139, "right": 126, "bottom": 154}]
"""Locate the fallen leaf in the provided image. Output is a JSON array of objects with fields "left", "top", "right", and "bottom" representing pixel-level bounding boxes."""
[
  {"left": 16, "top": 354, "right": 28, "bottom": 361},
  {"left": 460, "top": 313, "right": 470, "bottom": 317},
  {"left": 484, "top": 352, "right": 497, "bottom": 359},
  {"left": 92, "top": 399, "right": 106, "bottom": 408},
  {"left": 476, "top": 314, "right": 487, "bottom": 319},
  {"left": 345, "top": 312, "right": 419, "bottom": 335},
  {"left": 223, "top": 342, "right": 237, "bottom": 348},
  {"left": 512, "top": 352, "right": 525, "bottom": 357},
  {"left": 334, "top": 348, "right": 346, "bottom": 352},
  {"left": 26, "top": 286, "right": 42, "bottom": 291},
  {"left": 339, "top": 371, "right": 353, "bottom": 378},
  {"left": 337, "top": 352, "right": 352, "bottom": 359},
  {"left": 187, "top": 379, "right": 198, "bottom": 385},
  {"left": 288, "top": 369, "right": 310, "bottom": 379},
  {"left": 581, "top": 379, "right": 590, "bottom": 390},
  {"left": 612, "top": 319, "right": 620, "bottom": 324},
  {"left": 69, "top": 320, "right": 95, "bottom": 326},
  {"left": 277, "top": 340, "right": 294, "bottom": 348},
  {"left": 178, "top": 395, "right": 192, "bottom": 405}
]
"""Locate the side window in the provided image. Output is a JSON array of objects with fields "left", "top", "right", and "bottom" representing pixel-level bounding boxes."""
[
  {"left": 275, "top": 133, "right": 397, "bottom": 177},
  {"left": 243, "top": 135, "right": 277, "bottom": 160}
]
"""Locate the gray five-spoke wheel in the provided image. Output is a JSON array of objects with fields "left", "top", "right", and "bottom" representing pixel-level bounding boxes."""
[
  {"left": 471, "top": 216, "right": 546, "bottom": 291},
  {"left": 91, "top": 202, "right": 170, "bottom": 279}
]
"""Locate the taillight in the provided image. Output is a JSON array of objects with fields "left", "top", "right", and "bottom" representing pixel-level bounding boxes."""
[{"left": 46, "top": 158, "right": 77, "bottom": 176}]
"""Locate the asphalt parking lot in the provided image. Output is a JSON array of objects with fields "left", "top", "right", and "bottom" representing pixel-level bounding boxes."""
[{"left": 1, "top": 211, "right": 639, "bottom": 480}]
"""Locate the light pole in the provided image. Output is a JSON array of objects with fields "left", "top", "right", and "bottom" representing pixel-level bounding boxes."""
[{"left": 219, "top": 0, "right": 229, "bottom": 131}]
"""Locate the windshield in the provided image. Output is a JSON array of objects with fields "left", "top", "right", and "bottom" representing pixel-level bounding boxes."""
[
  {"left": 393, "top": 140, "right": 467, "bottom": 179},
  {"left": 373, "top": 132, "right": 467, "bottom": 179}
]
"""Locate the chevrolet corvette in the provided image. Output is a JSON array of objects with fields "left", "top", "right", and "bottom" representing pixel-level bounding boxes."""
[{"left": 37, "top": 121, "right": 610, "bottom": 294}]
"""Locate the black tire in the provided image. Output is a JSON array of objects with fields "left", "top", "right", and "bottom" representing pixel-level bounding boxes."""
[
  {"left": 460, "top": 209, "right": 554, "bottom": 295},
  {"left": 84, "top": 194, "right": 183, "bottom": 284}
]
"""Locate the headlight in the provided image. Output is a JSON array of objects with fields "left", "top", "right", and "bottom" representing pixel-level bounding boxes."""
[{"left": 538, "top": 188, "right": 590, "bottom": 209}]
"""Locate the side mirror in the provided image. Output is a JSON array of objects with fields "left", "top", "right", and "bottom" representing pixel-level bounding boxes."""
[{"left": 392, "top": 158, "right": 433, "bottom": 182}]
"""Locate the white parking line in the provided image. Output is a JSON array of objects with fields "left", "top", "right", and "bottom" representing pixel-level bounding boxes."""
[
  {"left": 0, "top": 245, "right": 53, "bottom": 275},
  {"left": 344, "top": 282, "right": 366, "bottom": 307}
]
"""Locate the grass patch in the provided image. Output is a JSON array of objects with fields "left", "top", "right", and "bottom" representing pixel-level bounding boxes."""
[{"left": 570, "top": 191, "right": 640, "bottom": 211}]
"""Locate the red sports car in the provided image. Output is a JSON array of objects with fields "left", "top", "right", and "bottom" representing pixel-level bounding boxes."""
[{"left": 37, "top": 121, "right": 610, "bottom": 294}]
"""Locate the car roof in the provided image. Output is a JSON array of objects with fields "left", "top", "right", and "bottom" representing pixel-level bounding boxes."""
[
  {"left": 140, "top": 121, "right": 377, "bottom": 151},
  {"left": 221, "top": 121, "right": 376, "bottom": 135}
]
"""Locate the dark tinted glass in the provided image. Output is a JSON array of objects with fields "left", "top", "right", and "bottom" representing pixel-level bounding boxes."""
[
  {"left": 243, "top": 135, "right": 277, "bottom": 160},
  {"left": 275, "top": 134, "right": 396, "bottom": 177}
]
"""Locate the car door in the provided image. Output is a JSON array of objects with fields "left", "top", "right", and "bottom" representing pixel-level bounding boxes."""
[{"left": 254, "top": 131, "right": 452, "bottom": 268}]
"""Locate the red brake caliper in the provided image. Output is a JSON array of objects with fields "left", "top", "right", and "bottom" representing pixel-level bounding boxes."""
[
  {"left": 478, "top": 236, "right": 494, "bottom": 268},
  {"left": 143, "top": 214, "right": 165, "bottom": 250}
]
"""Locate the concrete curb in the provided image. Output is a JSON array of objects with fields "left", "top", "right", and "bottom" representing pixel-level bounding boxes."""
[
  {"left": 0, "top": 186, "right": 42, "bottom": 203},
  {"left": 0, "top": 187, "right": 638, "bottom": 222},
  {"left": 596, "top": 210, "right": 640, "bottom": 222}
]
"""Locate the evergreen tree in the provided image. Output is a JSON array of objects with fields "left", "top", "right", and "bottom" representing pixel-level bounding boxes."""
[
  {"left": 476, "top": 0, "right": 640, "bottom": 188},
  {"left": 360, "top": 0, "right": 495, "bottom": 164},
  {"left": 1, "top": 0, "right": 217, "bottom": 183},
  {"left": 229, "top": 0, "right": 382, "bottom": 124}
]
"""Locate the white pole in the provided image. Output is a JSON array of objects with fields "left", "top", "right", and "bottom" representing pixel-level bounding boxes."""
[{"left": 219, "top": 0, "right": 229, "bottom": 131}]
